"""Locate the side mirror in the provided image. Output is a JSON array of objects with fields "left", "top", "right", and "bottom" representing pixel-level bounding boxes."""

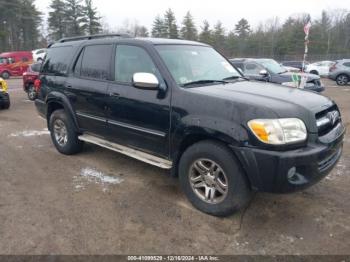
[
  {"left": 259, "top": 69, "right": 269, "bottom": 77},
  {"left": 132, "top": 73, "right": 159, "bottom": 90}
]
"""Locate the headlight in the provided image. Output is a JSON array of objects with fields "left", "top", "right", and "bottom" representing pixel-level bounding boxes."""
[
  {"left": 248, "top": 118, "right": 307, "bottom": 145},
  {"left": 281, "top": 82, "right": 297, "bottom": 88}
]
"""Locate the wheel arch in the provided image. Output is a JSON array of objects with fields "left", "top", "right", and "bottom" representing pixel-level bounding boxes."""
[
  {"left": 46, "top": 92, "right": 79, "bottom": 132},
  {"left": 170, "top": 125, "right": 248, "bottom": 178}
]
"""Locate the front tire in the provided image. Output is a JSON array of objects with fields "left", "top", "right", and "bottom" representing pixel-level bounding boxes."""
[
  {"left": 336, "top": 74, "right": 349, "bottom": 86},
  {"left": 178, "top": 140, "right": 252, "bottom": 217},
  {"left": 27, "top": 84, "right": 37, "bottom": 101},
  {"left": 49, "top": 109, "right": 83, "bottom": 155},
  {"left": 1, "top": 71, "right": 10, "bottom": 79}
]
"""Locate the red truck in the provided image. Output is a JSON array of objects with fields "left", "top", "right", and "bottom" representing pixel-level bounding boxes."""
[{"left": 0, "top": 51, "right": 33, "bottom": 79}]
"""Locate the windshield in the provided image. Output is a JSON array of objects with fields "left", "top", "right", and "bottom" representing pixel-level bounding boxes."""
[
  {"left": 156, "top": 45, "right": 240, "bottom": 86},
  {"left": 257, "top": 59, "right": 287, "bottom": 74}
]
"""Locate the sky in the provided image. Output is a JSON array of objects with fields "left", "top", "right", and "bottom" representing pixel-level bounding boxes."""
[{"left": 35, "top": 0, "right": 349, "bottom": 31}]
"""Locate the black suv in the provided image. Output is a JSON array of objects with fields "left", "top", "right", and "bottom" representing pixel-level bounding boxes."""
[{"left": 35, "top": 34, "right": 345, "bottom": 216}]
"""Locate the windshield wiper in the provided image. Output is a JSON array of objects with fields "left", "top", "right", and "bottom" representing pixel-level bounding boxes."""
[
  {"left": 223, "top": 75, "right": 249, "bottom": 81},
  {"left": 181, "top": 79, "right": 229, "bottom": 87}
]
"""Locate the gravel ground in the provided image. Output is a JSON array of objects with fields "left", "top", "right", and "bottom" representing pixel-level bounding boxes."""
[{"left": 0, "top": 78, "right": 349, "bottom": 255}]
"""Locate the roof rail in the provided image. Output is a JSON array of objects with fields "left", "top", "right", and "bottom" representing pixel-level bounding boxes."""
[{"left": 57, "top": 33, "right": 132, "bottom": 44}]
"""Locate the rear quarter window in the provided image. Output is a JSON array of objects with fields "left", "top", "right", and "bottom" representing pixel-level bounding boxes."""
[{"left": 41, "top": 46, "right": 74, "bottom": 75}]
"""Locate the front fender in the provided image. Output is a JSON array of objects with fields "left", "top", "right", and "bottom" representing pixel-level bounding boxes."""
[{"left": 171, "top": 115, "right": 249, "bottom": 157}]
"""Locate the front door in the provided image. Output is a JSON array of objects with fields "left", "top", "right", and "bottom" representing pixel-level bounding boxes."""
[{"left": 106, "top": 44, "right": 171, "bottom": 158}]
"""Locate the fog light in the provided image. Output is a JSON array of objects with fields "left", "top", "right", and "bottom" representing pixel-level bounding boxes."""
[{"left": 287, "top": 167, "right": 298, "bottom": 182}]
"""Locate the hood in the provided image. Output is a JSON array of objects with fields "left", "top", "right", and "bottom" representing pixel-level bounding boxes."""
[
  {"left": 186, "top": 80, "right": 333, "bottom": 133},
  {"left": 279, "top": 71, "right": 320, "bottom": 82}
]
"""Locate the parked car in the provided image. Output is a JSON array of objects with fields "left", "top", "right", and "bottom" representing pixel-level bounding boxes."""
[
  {"left": 329, "top": 59, "right": 350, "bottom": 86},
  {"left": 0, "top": 77, "right": 10, "bottom": 109},
  {"left": 230, "top": 58, "right": 324, "bottom": 92},
  {"left": 0, "top": 51, "right": 33, "bottom": 79},
  {"left": 23, "top": 62, "right": 41, "bottom": 101},
  {"left": 32, "top": 48, "right": 46, "bottom": 62},
  {"left": 282, "top": 65, "right": 301, "bottom": 73},
  {"left": 35, "top": 35, "right": 344, "bottom": 217},
  {"left": 305, "top": 61, "right": 335, "bottom": 76},
  {"left": 281, "top": 61, "right": 309, "bottom": 71}
]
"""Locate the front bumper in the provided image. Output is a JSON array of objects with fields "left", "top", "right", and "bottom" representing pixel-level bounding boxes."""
[
  {"left": 305, "top": 84, "right": 325, "bottom": 92},
  {"left": 233, "top": 130, "right": 344, "bottom": 193}
]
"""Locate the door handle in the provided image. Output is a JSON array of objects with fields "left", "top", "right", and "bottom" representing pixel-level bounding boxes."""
[{"left": 110, "top": 92, "right": 120, "bottom": 98}]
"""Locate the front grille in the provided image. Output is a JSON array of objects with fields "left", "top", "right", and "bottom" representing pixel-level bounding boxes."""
[{"left": 315, "top": 105, "right": 341, "bottom": 137}]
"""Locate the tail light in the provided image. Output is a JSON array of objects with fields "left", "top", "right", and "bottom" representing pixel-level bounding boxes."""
[
  {"left": 329, "top": 63, "right": 337, "bottom": 72},
  {"left": 34, "top": 79, "right": 41, "bottom": 92}
]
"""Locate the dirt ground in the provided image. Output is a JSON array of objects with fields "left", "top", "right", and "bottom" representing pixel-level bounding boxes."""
[{"left": 0, "top": 78, "right": 349, "bottom": 255}]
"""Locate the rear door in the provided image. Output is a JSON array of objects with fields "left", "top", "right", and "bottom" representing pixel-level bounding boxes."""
[
  {"left": 106, "top": 44, "right": 171, "bottom": 158},
  {"left": 65, "top": 44, "right": 113, "bottom": 137}
]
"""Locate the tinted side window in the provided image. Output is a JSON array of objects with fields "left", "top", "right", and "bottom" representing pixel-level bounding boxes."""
[
  {"left": 343, "top": 62, "right": 350, "bottom": 67},
  {"left": 115, "top": 45, "right": 158, "bottom": 83},
  {"left": 80, "top": 45, "right": 112, "bottom": 80},
  {"left": 244, "top": 62, "right": 264, "bottom": 75},
  {"left": 42, "top": 46, "right": 74, "bottom": 75}
]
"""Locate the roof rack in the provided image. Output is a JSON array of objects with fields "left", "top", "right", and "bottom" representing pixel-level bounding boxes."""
[{"left": 54, "top": 33, "right": 132, "bottom": 44}]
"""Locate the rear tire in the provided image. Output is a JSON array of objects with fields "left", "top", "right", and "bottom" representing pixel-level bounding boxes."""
[
  {"left": 1, "top": 71, "right": 10, "bottom": 79},
  {"left": 178, "top": 140, "right": 252, "bottom": 217},
  {"left": 336, "top": 74, "right": 349, "bottom": 86},
  {"left": 27, "top": 84, "right": 37, "bottom": 101},
  {"left": 49, "top": 109, "right": 83, "bottom": 155}
]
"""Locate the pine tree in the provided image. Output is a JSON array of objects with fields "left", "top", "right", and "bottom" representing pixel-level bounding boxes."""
[
  {"left": 199, "top": 20, "right": 212, "bottom": 45},
  {"left": 212, "top": 21, "right": 226, "bottom": 52},
  {"left": 48, "top": 0, "right": 67, "bottom": 40},
  {"left": 82, "top": 0, "right": 101, "bottom": 35},
  {"left": 163, "top": 9, "right": 178, "bottom": 39},
  {"left": 235, "top": 18, "right": 251, "bottom": 38},
  {"left": 180, "top": 11, "right": 198, "bottom": 41},
  {"left": 20, "top": 0, "right": 42, "bottom": 50},
  {"left": 65, "top": 0, "right": 86, "bottom": 36},
  {"left": 0, "top": 0, "right": 41, "bottom": 51},
  {"left": 151, "top": 15, "right": 166, "bottom": 38}
]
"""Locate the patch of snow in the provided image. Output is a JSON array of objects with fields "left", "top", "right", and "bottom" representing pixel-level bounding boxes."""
[
  {"left": 73, "top": 167, "right": 123, "bottom": 192},
  {"left": 80, "top": 167, "right": 123, "bottom": 184},
  {"left": 9, "top": 129, "right": 50, "bottom": 137}
]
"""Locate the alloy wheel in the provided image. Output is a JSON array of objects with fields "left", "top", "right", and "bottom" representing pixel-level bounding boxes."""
[
  {"left": 189, "top": 159, "right": 228, "bottom": 204},
  {"left": 53, "top": 119, "right": 68, "bottom": 147},
  {"left": 337, "top": 75, "right": 348, "bottom": 86}
]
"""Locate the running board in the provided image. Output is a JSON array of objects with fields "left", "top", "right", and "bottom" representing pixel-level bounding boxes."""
[{"left": 78, "top": 134, "right": 172, "bottom": 169}]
